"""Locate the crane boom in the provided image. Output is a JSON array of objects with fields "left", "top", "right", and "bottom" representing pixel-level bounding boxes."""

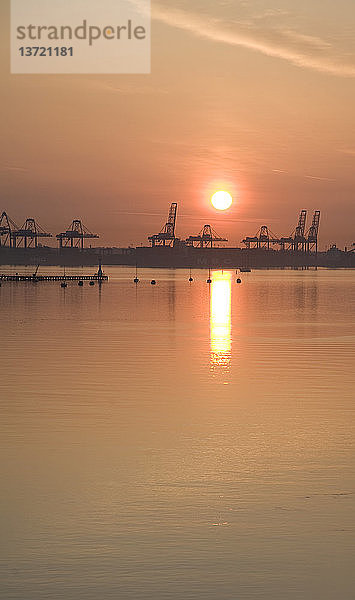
[{"left": 148, "top": 203, "right": 178, "bottom": 246}]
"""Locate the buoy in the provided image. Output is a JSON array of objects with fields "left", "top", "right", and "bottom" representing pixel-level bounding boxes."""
[
  {"left": 236, "top": 278, "right": 242, "bottom": 284},
  {"left": 207, "top": 278, "right": 212, "bottom": 284},
  {"left": 151, "top": 280, "right": 156, "bottom": 285},
  {"left": 189, "top": 277, "right": 193, "bottom": 282},
  {"left": 78, "top": 281, "right": 84, "bottom": 287},
  {"left": 61, "top": 282, "right": 67, "bottom": 288},
  {"left": 89, "top": 281, "right": 95, "bottom": 286},
  {"left": 134, "top": 277, "right": 139, "bottom": 283}
]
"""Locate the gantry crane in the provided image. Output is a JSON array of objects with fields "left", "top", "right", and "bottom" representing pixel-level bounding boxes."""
[
  {"left": 306, "top": 211, "right": 321, "bottom": 253},
  {"left": 56, "top": 219, "right": 99, "bottom": 250},
  {"left": 0, "top": 211, "right": 19, "bottom": 248},
  {"left": 277, "top": 210, "right": 307, "bottom": 251},
  {"left": 148, "top": 203, "right": 178, "bottom": 247},
  {"left": 293, "top": 209, "right": 307, "bottom": 251},
  {"left": 186, "top": 225, "right": 228, "bottom": 248},
  {"left": 242, "top": 225, "right": 278, "bottom": 249},
  {"left": 11, "top": 218, "right": 52, "bottom": 248}
]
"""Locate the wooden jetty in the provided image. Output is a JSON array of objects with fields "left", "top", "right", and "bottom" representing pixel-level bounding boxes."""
[
  {"left": 0, "top": 264, "right": 108, "bottom": 283},
  {"left": 0, "top": 274, "right": 108, "bottom": 282}
]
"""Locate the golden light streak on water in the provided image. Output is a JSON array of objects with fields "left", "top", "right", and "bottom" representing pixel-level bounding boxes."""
[{"left": 210, "top": 270, "right": 231, "bottom": 369}]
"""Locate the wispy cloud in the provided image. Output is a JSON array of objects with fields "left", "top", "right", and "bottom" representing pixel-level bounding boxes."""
[
  {"left": 304, "top": 174, "right": 336, "bottom": 182},
  {"left": 150, "top": 2, "right": 355, "bottom": 77},
  {"left": 2, "top": 164, "right": 28, "bottom": 173},
  {"left": 272, "top": 169, "right": 336, "bottom": 182}
]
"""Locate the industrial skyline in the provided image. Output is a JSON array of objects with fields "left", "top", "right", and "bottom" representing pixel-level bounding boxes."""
[
  {"left": 0, "top": 202, "right": 348, "bottom": 252},
  {"left": 0, "top": 205, "right": 341, "bottom": 254}
]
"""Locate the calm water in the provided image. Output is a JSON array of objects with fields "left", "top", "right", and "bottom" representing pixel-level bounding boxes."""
[{"left": 0, "top": 267, "right": 354, "bottom": 600}]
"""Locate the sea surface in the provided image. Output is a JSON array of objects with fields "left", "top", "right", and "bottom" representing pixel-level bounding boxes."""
[{"left": 0, "top": 266, "right": 354, "bottom": 600}]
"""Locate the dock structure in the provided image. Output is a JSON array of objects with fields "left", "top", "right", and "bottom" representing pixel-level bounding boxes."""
[
  {"left": 0, "top": 274, "right": 108, "bottom": 282},
  {"left": 0, "top": 263, "right": 108, "bottom": 283}
]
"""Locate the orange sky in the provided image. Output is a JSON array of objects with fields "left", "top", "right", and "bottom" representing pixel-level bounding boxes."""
[{"left": 1, "top": 1, "right": 355, "bottom": 249}]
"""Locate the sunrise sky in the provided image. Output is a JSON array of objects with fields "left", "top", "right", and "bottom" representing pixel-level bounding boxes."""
[{"left": 1, "top": 1, "right": 355, "bottom": 248}]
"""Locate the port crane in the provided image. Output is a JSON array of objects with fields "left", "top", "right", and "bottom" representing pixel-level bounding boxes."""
[
  {"left": 56, "top": 219, "right": 99, "bottom": 250},
  {"left": 0, "top": 211, "right": 19, "bottom": 248},
  {"left": 11, "top": 218, "right": 52, "bottom": 248},
  {"left": 293, "top": 209, "right": 307, "bottom": 251},
  {"left": 242, "top": 225, "right": 279, "bottom": 250},
  {"left": 148, "top": 203, "right": 177, "bottom": 247},
  {"left": 186, "top": 225, "right": 227, "bottom": 248},
  {"left": 306, "top": 210, "right": 321, "bottom": 253},
  {"left": 277, "top": 210, "right": 307, "bottom": 251}
]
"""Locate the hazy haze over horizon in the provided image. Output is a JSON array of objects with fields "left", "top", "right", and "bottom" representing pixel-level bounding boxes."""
[{"left": 1, "top": 0, "right": 355, "bottom": 248}]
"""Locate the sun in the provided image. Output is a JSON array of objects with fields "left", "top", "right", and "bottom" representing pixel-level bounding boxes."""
[{"left": 211, "top": 191, "right": 233, "bottom": 211}]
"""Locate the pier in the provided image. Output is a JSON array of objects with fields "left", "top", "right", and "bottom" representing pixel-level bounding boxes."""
[
  {"left": 0, "top": 263, "right": 108, "bottom": 283},
  {"left": 0, "top": 274, "right": 108, "bottom": 282}
]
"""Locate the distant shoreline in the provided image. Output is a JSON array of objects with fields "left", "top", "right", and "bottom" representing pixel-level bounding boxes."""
[{"left": 1, "top": 246, "right": 354, "bottom": 269}]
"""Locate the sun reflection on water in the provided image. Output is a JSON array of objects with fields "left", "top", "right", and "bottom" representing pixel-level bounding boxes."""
[{"left": 210, "top": 270, "right": 232, "bottom": 371}]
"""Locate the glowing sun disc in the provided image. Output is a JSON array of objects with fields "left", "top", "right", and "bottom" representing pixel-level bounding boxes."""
[{"left": 211, "top": 191, "right": 233, "bottom": 211}]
